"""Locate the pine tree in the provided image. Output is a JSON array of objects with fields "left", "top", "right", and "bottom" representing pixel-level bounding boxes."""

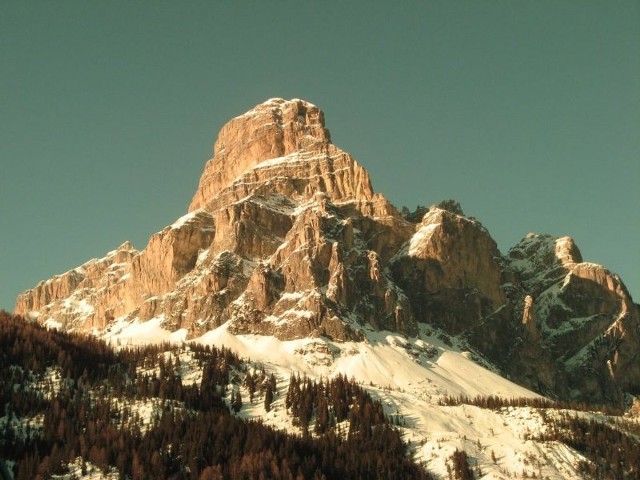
[
  {"left": 315, "top": 396, "right": 330, "bottom": 434},
  {"left": 246, "top": 372, "right": 256, "bottom": 403},
  {"left": 451, "top": 449, "right": 474, "bottom": 480},
  {"left": 264, "top": 384, "right": 274, "bottom": 413},
  {"left": 232, "top": 389, "right": 242, "bottom": 413}
]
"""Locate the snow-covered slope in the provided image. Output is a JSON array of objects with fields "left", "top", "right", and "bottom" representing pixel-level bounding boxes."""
[{"left": 96, "top": 316, "right": 614, "bottom": 479}]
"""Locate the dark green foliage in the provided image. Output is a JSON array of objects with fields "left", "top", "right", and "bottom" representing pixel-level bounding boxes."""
[
  {"left": 0, "top": 311, "right": 432, "bottom": 480},
  {"left": 436, "top": 199, "right": 464, "bottom": 216},
  {"left": 448, "top": 449, "right": 474, "bottom": 480},
  {"left": 538, "top": 412, "right": 640, "bottom": 479},
  {"left": 244, "top": 370, "right": 256, "bottom": 402},
  {"left": 264, "top": 382, "right": 274, "bottom": 412},
  {"left": 285, "top": 372, "right": 393, "bottom": 456},
  {"left": 402, "top": 199, "right": 464, "bottom": 223},
  {"left": 438, "top": 394, "right": 623, "bottom": 416},
  {"left": 231, "top": 389, "right": 242, "bottom": 413},
  {"left": 402, "top": 205, "right": 430, "bottom": 223}
]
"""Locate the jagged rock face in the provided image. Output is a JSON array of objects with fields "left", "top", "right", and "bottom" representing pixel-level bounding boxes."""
[
  {"left": 15, "top": 242, "right": 138, "bottom": 331},
  {"left": 190, "top": 98, "right": 331, "bottom": 212},
  {"left": 15, "top": 98, "right": 411, "bottom": 342},
  {"left": 228, "top": 199, "right": 417, "bottom": 341},
  {"left": 389, "top": 208, "right": 506, "bottom": 333},
  {"left": 14, "top": 98, "right": 640, "bottom": 406},
  {"left": 189, "top": 98, "right": 384, "bottom": 216},
  {"left": 127, "top": 211, "right": 215, "bottom": 303},
  {"left": 504, "top": 233, "right": 640, "bottom": 405}
]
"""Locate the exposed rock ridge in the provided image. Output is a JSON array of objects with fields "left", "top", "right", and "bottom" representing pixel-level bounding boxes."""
[
  {"left": 501, "top": 233, "right": 639, "bottom": 405},
  {"left": 190, "top": 98, "right": 379, "bottom": 213},
  {"left": 16, "top": 241, "right": 138, "bottom": 330},
  {"left": 14, "top": 98, "right": 640, "bottom": 407},
  {"left": 390, "top": 207, "right": 507, "bottom": 333}
]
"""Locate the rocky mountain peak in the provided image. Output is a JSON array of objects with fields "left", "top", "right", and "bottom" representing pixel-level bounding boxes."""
[
  {"left": 391, "top": 206, "right": 506, "bottom": 334},
  {"left": 14, "top": 98, "right": 640, "bottom": 408},
  {"left": 188, "top": 98, "right": 368, "bottom": 213},
  {"left": 553, "top": 235, "right": 583, "bottom": 265},
  {"left": 502, "top": 232, "right": 639, "bottom": 405}
]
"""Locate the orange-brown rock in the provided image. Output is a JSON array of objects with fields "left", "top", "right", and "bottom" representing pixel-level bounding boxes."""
[
  {"left": 189, "top": 98, "right": 377, "bottom": 214},
  {"left": 521, "top": 295, "right": 539, "bottom": 341},
  {"left": 15, "top": 241, "right": 138, "bottom": 331},
  {"left": 126, "top": 210, "right": 215, "bottom": 304},
  {"left": 15, "top": 98, "right": 411, "bottom": 342},
  {"left": 390, "top": 206, "right": 507, "bottom": 333},
  {"left": 13, "top": 98, "right": 640, "bottom": 407}
]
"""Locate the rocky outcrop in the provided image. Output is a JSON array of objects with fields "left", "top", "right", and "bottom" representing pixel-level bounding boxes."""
[
  {"left": 389, "top": 207, "right": 506, "bottom": 333},
  {"left": 503, "top": 233, "right": 639, "bottom": 406},
  {"left": 188, "top": 98, "right": 386, "bottom": 216},
  {"left": 226, "top": 194, "right": 416, "bottom": 341},
  {"left": 126, "top": 210, "right": 215, "bottom": 304},
  {"left": 15, "top": 98, "right": 411, "bottom": 342},
  {"left": 14, "top": 98, "right": 640, "bottom": 407},
  {"left": 521, "top": 295, "right": 539, "bottom": 341},
  {"left": 190, "top": 98, "right": 331, "bottom": 212},
  {"left": 15, "top": 241, "right": 138, "bottom": 331}
]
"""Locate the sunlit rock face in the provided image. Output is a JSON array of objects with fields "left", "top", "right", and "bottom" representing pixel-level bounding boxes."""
[
  {"left": 15, "top": 98, "right": 639, "bottom": 406},
  {"left": 15, "top": 98, "right": 409, "bottom": 342},
  {"left": 390, "top": 207, "right": 507, "bottom": 334},
  {"left": 188, "top": 98, "right": 386, "bottom": 216}
]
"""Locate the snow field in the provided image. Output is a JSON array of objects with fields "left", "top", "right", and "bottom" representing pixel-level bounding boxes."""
[{"left": 96, "top": 316, "right": 605, "bottom": 479}]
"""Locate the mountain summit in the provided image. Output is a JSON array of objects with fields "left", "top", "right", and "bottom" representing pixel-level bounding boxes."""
[
  {"left": 189, "top": 98, "right": 378, "bottom": 212},
  {"left": 15, "top": 98, "right": 640, "bottom": 407}
]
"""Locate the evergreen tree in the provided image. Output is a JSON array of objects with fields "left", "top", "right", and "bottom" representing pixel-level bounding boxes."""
[
  {"left": 245, "top": 372, "right": 256, "bottom": 403},
  {"left": 264, "top": 384, "right": 274, "bottom": 413},
  {"left": 450, "top": 449, "right": 474, "bottom": 480},
  {"left": 232, "top": 389, "right": 243, "bottom": 413}
]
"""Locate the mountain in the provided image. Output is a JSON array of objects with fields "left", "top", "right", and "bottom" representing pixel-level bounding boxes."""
[
  {"left": 9, "top": 98, "right": 640, "bottom": 478},
  {"left": 16, "top": 97, "right": 638, "bottom": 407}
]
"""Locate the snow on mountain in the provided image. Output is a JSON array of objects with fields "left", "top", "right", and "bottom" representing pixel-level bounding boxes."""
[
  {"left": 92, "top": 316, "right": 612, "bottom": 479},
  {"left": 17, "top": 99, "right": 639, "bottom": 408},
  {"left": 11, "top": 98, "right": 640, "bottom": 477}
]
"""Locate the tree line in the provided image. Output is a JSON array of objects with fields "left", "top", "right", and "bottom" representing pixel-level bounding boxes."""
[
  {"left": 438, "top": 394, "right": 623, "bottom": 416},
  {"left": 0, "top": 311, "right": 431, "bottom": 479},
  {"left": 537, "top": 411, "right": 640, "bottom": 479}
]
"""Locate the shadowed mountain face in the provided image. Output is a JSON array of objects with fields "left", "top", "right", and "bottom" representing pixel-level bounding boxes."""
[{"left": 15, "top": 98, "right": 639, "bottom": 406}]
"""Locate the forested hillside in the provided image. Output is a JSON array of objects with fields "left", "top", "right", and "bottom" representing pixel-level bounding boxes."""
[{"left": 0, "top": 311, "right": 430, "bottom": 479}]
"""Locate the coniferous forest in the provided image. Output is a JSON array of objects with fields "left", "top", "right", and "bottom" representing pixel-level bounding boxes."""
[
  {"left": 0, "top": 311, "right": 432, "bottom": 479},
  {"left": 3, "top": 309, "right": 640, "bottom": 479}
]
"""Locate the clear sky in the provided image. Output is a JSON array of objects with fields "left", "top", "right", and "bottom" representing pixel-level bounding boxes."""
[{"left": 1, "top": 1, "right": 638, "bottom": 311}]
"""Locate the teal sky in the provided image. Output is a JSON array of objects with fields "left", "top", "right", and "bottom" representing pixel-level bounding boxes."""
[{"left": 1, "top": 1, "right": 638, "bottom": 311}]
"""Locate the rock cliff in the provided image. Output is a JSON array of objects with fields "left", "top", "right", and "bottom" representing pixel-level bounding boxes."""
[
  {"left": 503, "top": 233, "right": 640, "bottom": 405},
  {"left": 14, "top": 98, "right": 639, "bottom": 406},
  {"left": 16, "top": 98, "right": 407, "bottom": 342},
  {"left": 390, "top": 207, "right": 506, "bottom": 334}
]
